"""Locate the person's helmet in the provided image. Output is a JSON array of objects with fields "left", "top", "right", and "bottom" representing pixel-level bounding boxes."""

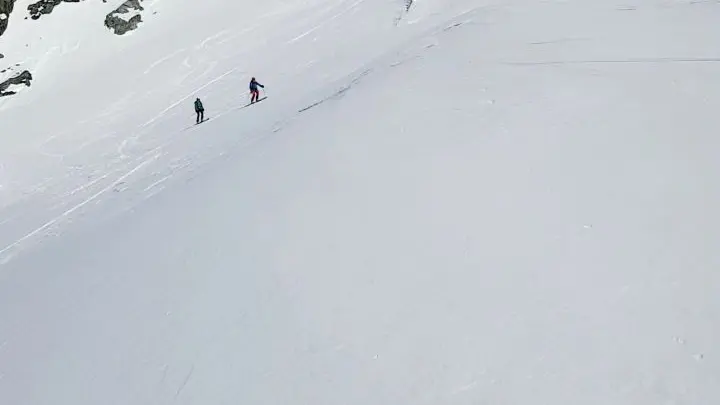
[{"left": 251, "top": 77, "right": 255, "bottom": 81}]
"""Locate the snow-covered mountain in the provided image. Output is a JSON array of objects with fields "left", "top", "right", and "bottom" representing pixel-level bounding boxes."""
[{"left": 1, "top": 0, "right": 719, "bottom": 404}]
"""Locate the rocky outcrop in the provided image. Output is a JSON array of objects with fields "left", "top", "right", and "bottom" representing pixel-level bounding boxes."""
[
  {"left": 27, "top": 0, "right": 80, "bottom": 21},
  {"left": 105, "top": 0, "right": 143, "bottom": 35},
  {"left": 0, "top": 0, "right": 16, "bottom": 37},
  {"left": 3, "top": 0, "right": 149, "bottom": 38},
  {"left": 0, "top": 69, "right": 32, "bottom": 97}
]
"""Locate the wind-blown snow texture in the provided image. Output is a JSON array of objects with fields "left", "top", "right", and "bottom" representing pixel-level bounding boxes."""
[{"left": 1, "top": 0, "right": 719, "bottom": 404}]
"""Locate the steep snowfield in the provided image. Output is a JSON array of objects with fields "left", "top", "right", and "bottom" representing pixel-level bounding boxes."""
[
  {"left": 1, "top": 0, "right": 720, "bottom": 404},
  {"left": 0, "top": 0, "right": 422, "bottom": 261}
]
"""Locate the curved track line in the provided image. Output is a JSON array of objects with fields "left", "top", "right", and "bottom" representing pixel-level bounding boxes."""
[{"left": 0, "top": 155, "right": 160, "bottom": 264}]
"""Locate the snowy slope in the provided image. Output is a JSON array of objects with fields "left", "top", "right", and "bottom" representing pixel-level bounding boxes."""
[
  {"left": 0, "top": 0, "right": 432, "bottom": 261},
  {"left": 1, "top": 0, "right": 720, "bottom": 404}
]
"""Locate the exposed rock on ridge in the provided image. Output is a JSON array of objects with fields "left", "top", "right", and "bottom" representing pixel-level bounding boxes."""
[
  {"left": 105, "top": 0, "right": 144, "bottom": 35},
  {"left": 28, "top": 0, "right": 81, "bottom": 21},
  {"left": 0, "top": 69, "right": 32, "bottom": 97}
]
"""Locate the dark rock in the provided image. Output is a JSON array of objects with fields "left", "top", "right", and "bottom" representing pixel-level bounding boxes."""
[
  {"left": 0, "top": 0, "right": 16, "bottom": 37},
  {"left": 0, "top": 69, "right": 31, "bottom": 97},
  {"left": 105, "top": 0, "right": 143, "bottom": 35},
  {"left": 27, "top": 0, "right": 81, "bottom": 21},
  {"left": 0, "top": 0, "right": 14, "bottom": 16}
]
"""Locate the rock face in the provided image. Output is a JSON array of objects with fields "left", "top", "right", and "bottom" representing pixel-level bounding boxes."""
[
  {"left": 105, "top": 0, "right": 143, "bottom": 35},
  {"left": 0, "top": 69, "right": 32, "bottom": 97},
  {"left": 0, "top": 0, "right": 16, "bottom": 37},
  {"left": 2, "top": 0, "right": 149, "bottom": 38},
  {"left": 27, "top": 0, "right": 80, "bottom": 20}
]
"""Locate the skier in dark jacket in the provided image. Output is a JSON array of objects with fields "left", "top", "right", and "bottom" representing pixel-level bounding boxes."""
[
  {"left": 194, "top": 98, "right": 204, "bottom": 124},
  {"left": 249, "top": 77, "right": 264, "bottom": 103}
]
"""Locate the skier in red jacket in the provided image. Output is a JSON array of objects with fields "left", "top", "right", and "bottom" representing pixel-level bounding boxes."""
[{"left": 249, "top": 77, "right": 264, "bottom": 103}]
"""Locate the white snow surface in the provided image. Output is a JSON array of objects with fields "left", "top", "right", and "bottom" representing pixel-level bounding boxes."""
[{"left": 1, "top": 0, "right": 720, "bottom": 403}]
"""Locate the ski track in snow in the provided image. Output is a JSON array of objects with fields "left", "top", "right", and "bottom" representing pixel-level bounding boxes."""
[
  {"left": 0, "top": 155, "right": 160, "bottom": 264},
  {"left": 288, "top": 0, "right": 368, "bottom": 43},
  {"left": 174, "top": 364, "right": 195, "bottom": 401},
  {"left": 142, "top": 174, "right": 172, "bottom": 193},
  {"left": 144, "top": 49, "right": 187, "bottom": 75},
  {"left": 505, "top": 57, "right": 720, "bottom": 66},
  {"left": 450, "top": 380, "right": 479, "bottom": 395},
  {"left": 57, "top": 174, "right": 111, "bottom": 200},
  {"left": 141, "top": 67, "right": 238, "bottom": 128},
  {"left": 198, "top": 30, "right": 230, "bottom": 49}
]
